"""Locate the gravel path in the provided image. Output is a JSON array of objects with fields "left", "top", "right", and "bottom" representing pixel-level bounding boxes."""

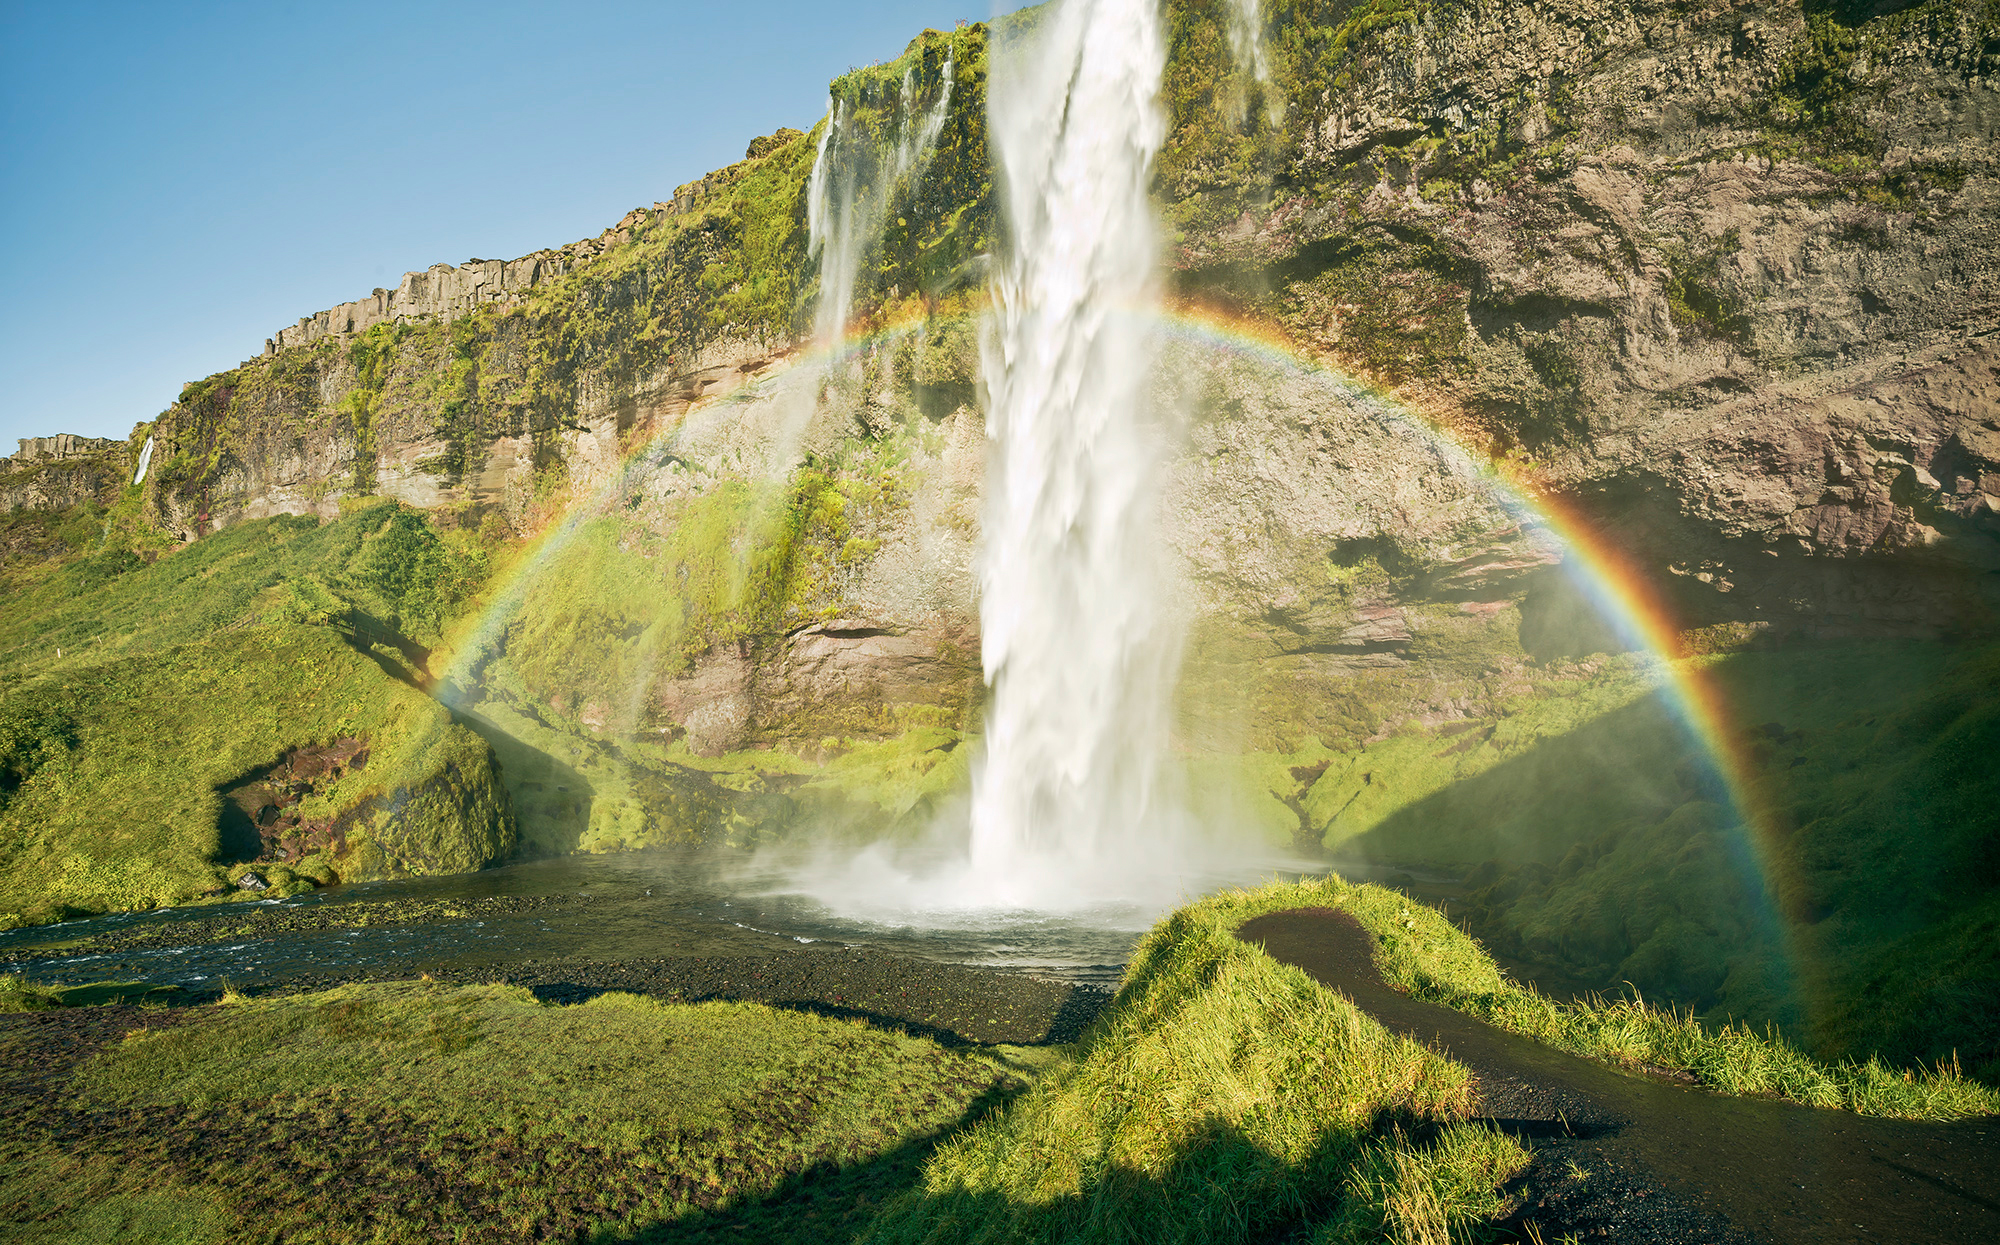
[{"left": 1238, "top": 907, "right": 2000, "bottom": 1245}]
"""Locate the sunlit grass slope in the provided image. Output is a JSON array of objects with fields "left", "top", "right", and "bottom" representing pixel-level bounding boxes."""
[
  {"left": 1, "top": 983, "right": 1025, "bottom": 1245},
  {"left": 0, "top": 497, "right": 486, "bottom": 672},
  {"left": 865, "top": 876, "right": 1993, "bottom": 1245},
  {"left": 0, "top": 625, "right": 508, "bottom": 928},
  {"left": 0, "top": 501, "right": 508, "bottom": 927},
  {"left": 860, "top": 883, "right": 1530, "bottom": 1245}
]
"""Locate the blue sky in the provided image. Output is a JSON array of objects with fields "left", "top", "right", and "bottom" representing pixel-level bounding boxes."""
[{"left": 0, "top": 1, "right": 977, "bottom": 447}]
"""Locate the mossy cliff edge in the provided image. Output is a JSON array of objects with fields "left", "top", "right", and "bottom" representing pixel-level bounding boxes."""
[{"left": 2, "top": 2, "right": 1997, "bottom": 1072}]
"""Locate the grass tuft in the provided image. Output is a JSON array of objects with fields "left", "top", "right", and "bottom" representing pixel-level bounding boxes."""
[{"left": 2, "top": 981, "right": 1022, "bottom": 1243}]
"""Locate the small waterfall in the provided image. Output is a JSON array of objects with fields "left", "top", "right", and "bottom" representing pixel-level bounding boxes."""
[
  {"left": 1227, "top": 0, "right": 1271, "bottom": 85},
  {"left": 132, "top": 435, "right": 155, "bottom": 486},
  {"left": 806, "top": 49, "right": 955, "bottom": 349},
  {"left": 968, "top": 0, "right": 1186, "bottom": 907}
]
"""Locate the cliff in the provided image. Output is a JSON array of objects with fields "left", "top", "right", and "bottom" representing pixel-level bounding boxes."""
[
  {"left": 1161, "top": 0, "right": 2000, "bottom": 636},
  {"left": 24, "top": 1, "right": 1971, "bottom": 638},
  {"left": 0, "top": 434, "right": 133, "bottom": 513},
  {"left": 13, "top": 0, "right": 1999, "bottom": 813},
  {"left": 3, "top": 1, "right": 1998, "bottom": 1068}
]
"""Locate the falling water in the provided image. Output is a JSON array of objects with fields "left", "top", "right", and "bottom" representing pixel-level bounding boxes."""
[
  {"left": 1227, "top": 0, "right": 1271, "bottom": 84},
  {"left": 967, "top": 0, "right": 1188, "bottom": 907},
  {"left": 806, "top": 50, "right": 955, "bottom": 348}
]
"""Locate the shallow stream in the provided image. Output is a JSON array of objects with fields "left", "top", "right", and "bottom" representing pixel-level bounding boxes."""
[{"left": 0, "top": 849, "right": 1271, "bottom": 994}]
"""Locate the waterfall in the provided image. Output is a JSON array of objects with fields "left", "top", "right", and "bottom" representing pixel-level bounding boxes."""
[
  {"left": 968, "top": 0, "right": 1186, "bottom": 907},
  {"left": 1227, "top": 0, "right": 1271, "bottom": 84},
  {"left": 806, "top": 49, "right": 955, "bottom": 349}
]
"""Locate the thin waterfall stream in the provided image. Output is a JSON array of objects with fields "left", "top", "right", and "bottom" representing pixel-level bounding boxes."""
[{"left": 807, "top": 49, "right": 955, "bottom": 349}]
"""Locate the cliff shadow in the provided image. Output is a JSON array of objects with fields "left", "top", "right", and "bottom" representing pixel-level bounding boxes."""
[
  {"left": 451, "top": 704, "right": 598, "bottom": 858},
  {"left": 602, "top": 1075, "right": 1041, "bottom": 1245},
  {"left": 1331, "top": 638, "right": 2000, "bottom": 1070},
  {"left": 658, "top": 1111, "right": 1523, "bottom": 1245},
  {"left": 337, "top": 608, "right": 432, "bottom": 689}
]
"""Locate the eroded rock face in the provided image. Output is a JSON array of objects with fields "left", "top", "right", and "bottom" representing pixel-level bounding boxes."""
[
  {"left": 213, "top": 727, "right": 513, "bottom": 888},
  {"left": 1169, "top": 0, "right": 2000, "bottom": 635},
  {"left": 0, "top": 436, "right": 130, "bottom": 513},
  {"left": 16, "top": 1, "right": 1997, "bottom": 768},
  {"left": 218, "top": 738, "right": 372, "bottom": 870}
]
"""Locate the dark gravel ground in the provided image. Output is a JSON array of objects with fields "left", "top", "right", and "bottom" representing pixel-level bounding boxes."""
[
  {"left": 424, "top": 949, "right": 1112, "bottom": 1046},
  {"left": 216, "top": 950, "right": 1111, "bottom": 1047},
  {"left": 0, "top": 893, "right": 590, "bottom": 964},
  {"left": 10, "top": 945, "right": 1111, "bottom": 1049},
  {"left": 2, "top": 892, "right": 1116, "bottom": 1047}
]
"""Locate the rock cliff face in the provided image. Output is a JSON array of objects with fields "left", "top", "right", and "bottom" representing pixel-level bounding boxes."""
[
  {"left": 0, "top": 435, "right": 132, "bottom": 513},
  {"left": 1163, "top": 0, "right": 2000, "bottom": 636},
  {"left": 12, "top": 0, "right": 2000, "bottom": 801}
]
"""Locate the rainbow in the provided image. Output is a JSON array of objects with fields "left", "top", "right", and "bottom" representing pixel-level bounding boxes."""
[
  {"left": 429, "top": 301, "right": 1784, "bottom": 947},
  {"left": 1149, "top": 302, "right": 1786, "bottom": 926},
  {"left": 428, "top": 315, "right": 940, "bottom": 703}
]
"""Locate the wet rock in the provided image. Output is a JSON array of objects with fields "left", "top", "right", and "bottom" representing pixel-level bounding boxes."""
[{"left": 236, "top": 871, "right": 269, "bottom": 892}]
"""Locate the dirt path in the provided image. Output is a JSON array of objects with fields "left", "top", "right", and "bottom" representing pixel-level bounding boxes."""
[{"left": 1238, "top": 907, "right": 2000, "bottom": 1245}]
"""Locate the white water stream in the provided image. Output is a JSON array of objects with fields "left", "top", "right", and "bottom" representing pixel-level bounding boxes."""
[
  {"left": 767, "top": 0, "right": 1300, "bottom": 923},
  {"left": 1227, "top": 0, "right": 1271, "bottom": 85},
  {"left": 806, "top": 50, "right": 955, "bottom": 348},
  {"left": 966, "top": 0, "right": 1194, "bottom": 907}
]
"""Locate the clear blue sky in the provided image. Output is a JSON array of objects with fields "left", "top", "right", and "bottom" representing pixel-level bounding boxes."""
[{"left": 0, "top": 1, "right": 978, "bottom": 448}]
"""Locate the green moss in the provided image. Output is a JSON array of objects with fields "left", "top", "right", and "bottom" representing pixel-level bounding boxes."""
[
  {"left": 0, "top": 500, "right": 489, "bottom": 668},
  {"left": 1661, "top": 229, "right": 1753, "bottom": 346},
  {"left": 5, "top": 983, "right": 1022, "bottom": 1242},
  {"left": 0, "top": 504, "right": 515, "bottom": 926},
  {"left": 1305, "top": 655, "right": 1662, "bottom": 857},
  {"left": 1329, "top": 639, "right": 2000, "bottom": 1081},
  {"left": 1260, "top": 229, "right": 1473, "bottom": 385},
  {"left": 0, "top": 624, "right": 511, "bottom": 926},
  {"left": 1746, "top": 0, "right": 1999, "bottom": 193},
  {"left": 861, "top": 878, "right": 1522, "bottom": 1245}
]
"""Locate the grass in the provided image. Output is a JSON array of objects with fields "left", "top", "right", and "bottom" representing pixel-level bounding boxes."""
[
  {"left": 7, "top": 881, "right": 1990, "bottom": 1245},
  {"left": 1229, "top": 876, "right": 2000, "bottom": 1121},
  {"left": 2, "top": 983, "right": 1029, "bottom": 1245},
  {"left": 0, "top": 498, "right": 480, "bottom": 675},
  {"left": 859, "top": 883, "right": 1530, "bottom": 1245},
  {"left": 1331, "top": 638, "right": 2000, "bottom": 1080},
  {"left": 0, "top": 501, "right": 514, "bottom": 929},
  {"left": 0, "top": 624, "right": 509, "bottom": 929}
]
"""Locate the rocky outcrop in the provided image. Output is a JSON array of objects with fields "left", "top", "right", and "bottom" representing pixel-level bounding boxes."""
[
  {"left": 261, "top": 133, "right": 788, "bottom": 354},
  {"left": 0, "top": 435, "right": 131, "bottom": 512},
  {"left": 1164, "top": 0, "right": 2000, "bottom": 636},
  {"left": 218, "top": 726, "right": 514, "bottom": 888},
  {"left": 267, "top": 253, "right": 582, "bottom": 352},
  {"left": 12, "top": 435, "right": 120, "bottom": 461}
]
